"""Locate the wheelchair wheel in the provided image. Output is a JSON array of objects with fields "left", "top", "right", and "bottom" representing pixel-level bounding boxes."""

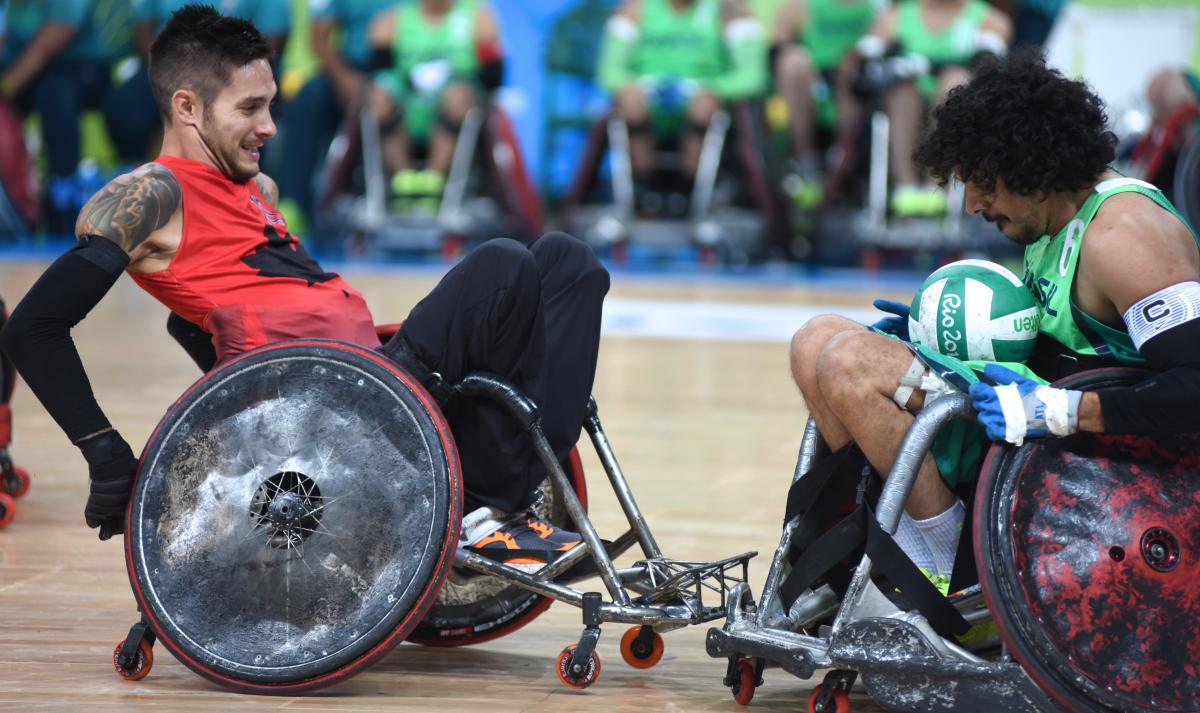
[
  {"left": 976, "top": 367, "right": 1200, "bottom": 713},
  {"left": 125, "top": 340, "right": 462, "bottom": 694},
  {"left": 408, "top": 447, "right": 587, "bottom": 646}
]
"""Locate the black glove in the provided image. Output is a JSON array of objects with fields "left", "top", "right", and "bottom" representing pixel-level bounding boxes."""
[
  {"left": 869, "top": 298, "right": 911, "bottom": 340},
  {"left": 78, "top": 430, "right": 137, "bottom": 541}
]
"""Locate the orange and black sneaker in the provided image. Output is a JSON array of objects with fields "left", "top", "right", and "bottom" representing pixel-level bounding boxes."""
[{"left": 461, "top": 506, "right": 581, "bottom": 573}]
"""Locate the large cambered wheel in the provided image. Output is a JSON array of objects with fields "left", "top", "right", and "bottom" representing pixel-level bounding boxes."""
[
  {"left": 125, "top": 340, "right": 462, "bottom": 694},
  {"left": 976, "top": 367, "right": 1200, "bottom": 713}
]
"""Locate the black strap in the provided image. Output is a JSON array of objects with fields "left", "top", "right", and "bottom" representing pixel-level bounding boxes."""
[{"left": 378, "top": 332, "right": 459, "bottom": 407}]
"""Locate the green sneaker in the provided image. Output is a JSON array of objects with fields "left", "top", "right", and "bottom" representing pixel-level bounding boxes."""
[
  {"left": 957, "top": 619, "right": 1001, "bottom": 651},
  {"left": 920, "top": 186, "right": 948, "bottom": 216},
  {"left": 918, "top": 566, "right": 952, "bottom": 596},
  {"left": 412, "top": 169, "right": 444, "bottom": 216},
  {"left": 390, "top": 169, "right": 421, "bottom": 213},
  {"left": 786, "top": 174, "right": 824, "bottom": 211},
  {"left": 890, "top": 185, "right": 927, "bottom": 217},
  {"left": 276, "top": 197, "right": 308, "bottom": 237}
]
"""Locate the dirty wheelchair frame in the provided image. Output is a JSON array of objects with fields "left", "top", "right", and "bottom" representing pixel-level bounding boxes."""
[
  {"left": 708, "top": 368, "right": 1200, "bottom": 713},
  {"left": 112, "top": 340, "right": 753, "bottom": 693}
]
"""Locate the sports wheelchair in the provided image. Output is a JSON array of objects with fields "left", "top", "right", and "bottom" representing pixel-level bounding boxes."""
[
  {"left": 315, "top": 95, "right": 542, "bottom": 259},
  {"left": 707, "top": 368, "right": 1199, "bottom": 712},
  {"left": 561, "top": 103, "right": 788, "bottom": 265},
  {"left": 112, "top": 338, "right": 754, "bottom": 693}
]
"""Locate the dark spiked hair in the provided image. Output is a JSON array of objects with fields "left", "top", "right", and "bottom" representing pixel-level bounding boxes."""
[
  {"left": 915, "top": 47, "right": 1117, "bottom": 197},
  {"left": 148, "top": 4, "right": 273, "bottom": 122}
]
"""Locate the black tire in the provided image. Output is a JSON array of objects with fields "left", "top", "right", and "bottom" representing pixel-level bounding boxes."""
[
  {"left": 125, "top": 340, "right": 462, "bottom": 694},
  {"left": 1172, "top": 131, "right": 1200, "bottom": 231}
]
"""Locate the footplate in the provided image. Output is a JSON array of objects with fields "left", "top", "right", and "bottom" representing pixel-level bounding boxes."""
[{"left": 628, "top": 551, "right": 756, "bottom": 623}]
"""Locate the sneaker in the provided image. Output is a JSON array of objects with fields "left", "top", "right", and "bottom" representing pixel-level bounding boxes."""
[
  {"left": 890, "top": 185, "right": 928, "bottom": 217},
  {"left": 461, "top": 506, "right": 581, "bottom": 572}
]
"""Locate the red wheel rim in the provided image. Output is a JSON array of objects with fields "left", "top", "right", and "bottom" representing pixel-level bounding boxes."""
[{"left": 733, "top": 658, "right": 755, "bottom": 705}]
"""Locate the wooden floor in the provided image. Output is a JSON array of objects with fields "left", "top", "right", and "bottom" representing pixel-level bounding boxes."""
[{"left": 0, "top": 259, "right": 905, "bottom": 712}]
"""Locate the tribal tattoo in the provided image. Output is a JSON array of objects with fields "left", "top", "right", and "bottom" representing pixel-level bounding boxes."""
[
  {"left": 253, "top": 173, "right": 279, "bottom": 205},
  {"left": 75, "top": 164, "right": 182, "bottom": 252}
]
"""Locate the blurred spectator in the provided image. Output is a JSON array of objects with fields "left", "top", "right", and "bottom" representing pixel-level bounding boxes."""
[
  {"left": 858, "top": 0, "right": 1010, "bottom": 216},
  {"left": 1147, "top": 67, "right": 1200, "bottom": 149},
  {"left": 367, "top": 0, "right": 503, "bottom": 212},
  {"left": 0, "top": 0, "right": 123, "bottom": 233},
  {"left": 771, "top": 0, "right": 884, "bottom": 209},
  {"left": 104, "top": 0, "right": 290, "bottom": 167},
  {"left": 596, "top": 0, "right": 767, "bottom": 182},
  {"left": 275, "top": 0, "right": 392, "bottom": 233}
]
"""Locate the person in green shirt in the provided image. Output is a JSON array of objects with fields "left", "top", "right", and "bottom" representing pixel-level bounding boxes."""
[
  {"left": 367, "top": 0, "right": 504, "bottom": 207},
  {"left": 857, "top": 0, "right": 1010, "bottom": 217},
  {"left": 790, "top": 50, "right": 1200, "bottom": 596},
  {"left": 1145, "top": 66, "right": 1200, "bottom": 163},
  {"left": 0, "top": 0, "right": 119, "bottom": 233},
  {"left": 771, "top": 0, "right": 883, "bottom": 209},
  {"left": 596, "top": 0, "right": 767, "bottom": 182}
]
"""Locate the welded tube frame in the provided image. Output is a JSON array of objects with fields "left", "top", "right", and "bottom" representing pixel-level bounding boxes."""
[
  {"left": 831, "top": 393, "right": 973, "bottom": 635},
  {"left": 690, "top": 109, "right": 731, "bottom": 222},
  {"left": 438, "top": 106, "right": 485, "bottom": 226},
  {"left": 583, "top": 397, "right": 664, "bottom": 559},
  {"left": 607, "top": 118, "right": 636, "bottom": 221}
]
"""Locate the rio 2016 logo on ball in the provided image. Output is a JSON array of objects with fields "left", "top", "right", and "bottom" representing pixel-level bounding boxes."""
[{"left": 908, "top": 259, "right": 1040, "bottom": 362}]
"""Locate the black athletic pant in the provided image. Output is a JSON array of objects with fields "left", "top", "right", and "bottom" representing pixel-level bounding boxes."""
[
  {"left": 0, "top": 298, "right": 13, "bottom": 405},
  {"left": 383, "top": 232, "right": 609, "bottom": 513}
]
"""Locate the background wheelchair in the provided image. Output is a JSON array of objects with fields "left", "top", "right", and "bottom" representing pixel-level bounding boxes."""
[
  {"left": 314, "top": 95, "right": 542, "bottom": 260},
  {"left": 112, "top": 338, "right": 754, "bottom": 694},
  {"left": 707, "top": 368, "right": 1199, "bottom": 712},
  {"left": 560, "top": 103, "right": 788, "bottom": 266}
]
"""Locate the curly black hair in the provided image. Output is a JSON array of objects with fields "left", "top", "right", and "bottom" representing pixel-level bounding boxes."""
[{"left": 915, "top": 47, "right": 1116, "bottom": 197}]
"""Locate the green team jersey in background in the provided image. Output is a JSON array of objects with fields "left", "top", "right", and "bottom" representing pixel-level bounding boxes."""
[
  {"left": 632, "top": 0, "right": 725, "bottom": 81},
  {"left": 389, "top": 0, "right": 479, "bottom": 88},
  {"left": 802, "top": 0, "right": 882, "bottom": 70},
  {"left": 895, "top": 0, "right": 987, "bottom": 66}
]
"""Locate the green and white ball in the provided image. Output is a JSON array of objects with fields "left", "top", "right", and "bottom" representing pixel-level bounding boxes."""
[{"left": 908, "top": 259, "right": 1040, "bottom": 362}]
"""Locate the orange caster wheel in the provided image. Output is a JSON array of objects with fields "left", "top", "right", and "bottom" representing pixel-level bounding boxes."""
[
  {"left": 556, "top": 644, "right": 601, "bottom": 690},
  {"left": 808, "top": 684, "right": 850, "bottom": 713},
  {"left": 3, "top": 466, "right": 30, "bottom": 498},
  {"left": 0, "top": 492, "right": 14, "bottom": 529},
  {"left": 113, "top": 638, "right": 154, "bottom": 682},
  {"left": 731, "top": 657, "right": 757, "bottom": 705},
  {"left": 619, "top": 625, "right": 664, "bottom": 669}
]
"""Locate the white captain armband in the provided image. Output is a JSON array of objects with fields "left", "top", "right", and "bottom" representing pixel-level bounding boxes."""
[{"left": 1123, "top": 281, "right": 1200, "bottom": 351}]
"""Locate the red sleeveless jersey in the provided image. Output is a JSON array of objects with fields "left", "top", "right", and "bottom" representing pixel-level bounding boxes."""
[{"left": 129, "top": 156, "right": 380, "bottom": 361}]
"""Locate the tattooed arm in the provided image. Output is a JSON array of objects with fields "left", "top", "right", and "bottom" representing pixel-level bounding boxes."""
[
  {"left": 0, "top": 165, "right": 184, "bottom": 538},
  {"left": 253, "top": 173, "right": 279, "bottom": 206},
  {"left": 76, "top": 163, "right": 182, "bottom": 259}
]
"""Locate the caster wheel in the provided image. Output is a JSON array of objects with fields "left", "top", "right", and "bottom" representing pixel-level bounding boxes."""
[
  {"left": 0, "top": 492, "right": 14, "bottom": 529},
  {"left": 113, "top": 639, "right": 154, "bottom": 682},
  {"left": 731, "top": 657, "right": 757, "bottom": 705},
  {"left": 619, "top": 625, "right": 664, "bottom": 669},
  {"left": 3, "top": 466, "right": 29, "bottom": 498},
  {"left": 808, "top": 684, "right": 850, "bottom": 713},
  {"left": 556, "top": 644, "right": 601, "bottom": 690}
]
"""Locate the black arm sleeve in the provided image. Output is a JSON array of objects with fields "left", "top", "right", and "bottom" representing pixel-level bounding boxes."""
[
  {"left": 1097, "top": 318, "right": 1200, "bottom": 434},
  {"left": 478, "top": 56, "right": 504, "bottom": 92},
  {"left": 0, "top": 236, "right": 130, "bottom": 443},
  {"left": 166, "top": 312, "right": 217, "bottom": 373}
]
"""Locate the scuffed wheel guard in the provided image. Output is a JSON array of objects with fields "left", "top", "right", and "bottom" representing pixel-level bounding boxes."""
[
  {"left": 125, "top": 340, "right": 462, "bottom": 694},
  {"left": 976, "top": 368, "right": 1200, "bottom": 713}
]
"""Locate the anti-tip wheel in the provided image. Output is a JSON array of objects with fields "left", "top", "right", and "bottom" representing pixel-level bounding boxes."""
[
  {"left": 556, "top": 644, "right": 601, "bottom": 690},
  {"left": 619, "top": 625, "right": 664, "bottom": 669},
  {"left": 731, "top": 657, "right": 756, "bottom": 705},
  {"left": 3, "top": 466, "right": 30, "bottom": 498},
  {"left": 0, "top": 492, "right": 14, "bottom": 529},
  {"left": 113, "top": 639, "right": 154, "bottom": 682},
  {"left": 808, "top": 684, "right": 850, "bottom": 713}
]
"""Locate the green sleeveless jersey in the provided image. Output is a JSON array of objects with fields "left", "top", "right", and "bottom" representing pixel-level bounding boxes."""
[
  {"left": 802, "top": 0, "right": 881, "bottom": 70},
  {"left": 1022, "top": 177, "right": 1199, "bottom": 366},
  {"left": 895, "top": 0, "right": 987, "bottom": 66},
  {"left": 390, "top": 0, "right": 479, "bottom": 87},
  {"left": 632, "top": 0, "right": 725, "bottom": 80}
]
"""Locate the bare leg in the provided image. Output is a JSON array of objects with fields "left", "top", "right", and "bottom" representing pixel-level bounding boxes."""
[
  {"left": 834, "top": 56, "right": 865, "bottom": 147},
  {"left": 884, "top": 80, "right": 922, "bottom": 186},
  {"left": 615, "top": 84, "right": 654, "bottom": 176},
  {"left": 682, "top": 91, "right": 721, "bottom": 178},
  {"left": 814, "top": 329, "right": 956, "bottom": 519},
  {"left": 370, "top": 86, "right": 411, "bottom": 174},
  {"left": 790, "top": 314, "right": 862, "bottom": 448},
  {"left": 427, "top": 82, "right": 476, "bottom": 176},
  {"left": 933, "top": 66, "right": 971, "bottom": 107},
  {"left": 777, "top": 45, "right": 818, "bottom": 162}
]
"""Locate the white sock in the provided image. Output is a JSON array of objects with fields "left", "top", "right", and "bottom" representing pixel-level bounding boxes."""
[
  {"left": 460, "top": 506, "right": 505, "bottom": 546},
  {"left": 893, "top": 511, "right": 937, "bottom": 572},
  {"left": 912, "top": 500, "right": 965, "bottom": 577}
]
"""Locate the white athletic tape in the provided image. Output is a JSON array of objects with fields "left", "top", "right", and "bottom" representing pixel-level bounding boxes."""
[
  {"left": 1123, "top": 281, "right": 1200, "bottom": 350},
  {"left": 606, "top": 15, "right": 639, "bottom": 41},
  {"left": 725, "top": 17, "right": 764, "bottom": 43},
  {"left": 893, "top": 356, "right": 928, "bottom": 410},
  {"left": 994, "top": 382, "right": 1028, "bottom": 446},
  {"left": 1035, "top": 386, "right": 1073, "bottom": 436},
  {"left": 976, "top": 30, "right": 1008, "bottom": 57},
  {"left": 856, "top": 35, "right": 886, "bottom": 59}
]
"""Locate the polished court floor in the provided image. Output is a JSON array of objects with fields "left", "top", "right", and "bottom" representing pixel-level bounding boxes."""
[{"left": 0, "top": 258, "right": 911, "bottom": 711}]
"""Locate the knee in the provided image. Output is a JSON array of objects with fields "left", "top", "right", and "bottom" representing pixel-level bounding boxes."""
[
  {"left": 534, "top": 231, "right": 610, "bottom": 289},
  {"left": 473, "top": 237, "right": 536, "bottom": 274},
  {"left": 688, "top": 92, "right": 722, "bottom": 125},
  {"left": 615, "top": 84, "right": 650, "bottom": 119},
  {"left": 440, "top": 82, "right": 476, "bottom": 122},
  {"left": 776, "top": 45, "right": 814, "bottom": 85},
  {"left": 814, "top": 330, "right": 875, "bottom": 400},
  {"left": 790, "top": 314, "right": 852, "bottom": 389}
]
